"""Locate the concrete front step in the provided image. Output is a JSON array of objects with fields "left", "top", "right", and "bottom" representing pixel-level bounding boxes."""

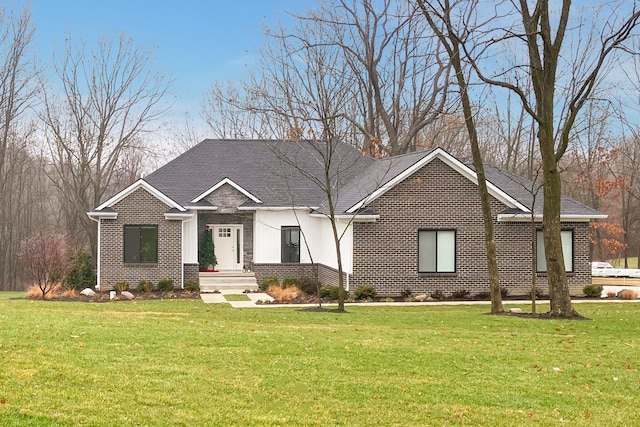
[{"left": 199, "top": 271, "right": 259, "bottom": 293}]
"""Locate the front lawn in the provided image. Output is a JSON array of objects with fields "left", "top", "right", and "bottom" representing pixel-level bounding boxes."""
[{"left": 0, "top": 293, "right": 639, "bottom": 426}]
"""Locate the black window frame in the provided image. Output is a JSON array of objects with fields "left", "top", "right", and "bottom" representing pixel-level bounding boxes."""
[
  {"left": 536, "top": 228, "right": 574, "bottom": 273},
  {"left": 281, "top": 226, "right": 301, "bottom": 263},
  {"left": 418, "top": 229, "right": 457, "bottom": 273},
  {"left": 123, "top": 225, "right": 158, "bottom": 264}
]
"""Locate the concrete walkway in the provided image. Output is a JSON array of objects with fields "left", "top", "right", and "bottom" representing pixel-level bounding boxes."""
[
  {"left": 200, "top": 294, "right": 640, "bottom": 309},
  {"left": 200, "top": 292, "right": 274, "bottom": 308}
]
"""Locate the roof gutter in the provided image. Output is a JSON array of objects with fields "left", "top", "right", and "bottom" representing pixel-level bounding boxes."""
[{"left": 497, "top": 213, "right": 608, "bottom": 222}]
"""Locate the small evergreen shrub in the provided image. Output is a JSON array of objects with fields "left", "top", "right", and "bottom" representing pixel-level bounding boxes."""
[
  {"left": 452, "top": 289, "right": 470, "bottom": 299},
  {"left": 136, "top": 280, "right": 154, "bottom": 293},
  {"left": 320, "top": 285, "right": 340, "bottom": 300},
  {"left": 297, "top": 276, "right": 320, "bottom": 295},
  {"left": 282, "top": 277, "right": 298, "bottom": 288},
  {"left": 261, "top": 276, "right": 279, "bottom": 291},
  {"left": 157, "top": 279, "right": 174, "bottom": 293},
  {"left": 66, "top": 249, "right": 95, "bottom": 289},
  {"left": 583, "top": 284, "right": 603, "bottom": 298},
  {"left": 114, "top": 281, "right": 129, "bottom": 292},
  {"left": 354, "top": 285, "right": 377, "bottom": 301},
  {"left": 184, "top": 280, "right": 200, "bottom": 292},
  {"left": 501, "top": 288, "right": 509, "bottom": 298}
]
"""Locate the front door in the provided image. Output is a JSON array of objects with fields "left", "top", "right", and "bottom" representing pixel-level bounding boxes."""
[{"left": 212, "top": 225, "right": 243, "bottom": 271}]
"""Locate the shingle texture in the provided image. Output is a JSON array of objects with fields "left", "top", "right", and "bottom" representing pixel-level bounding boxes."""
[{"left": 144, "top": 139, "right": 374, "bottom": 208}]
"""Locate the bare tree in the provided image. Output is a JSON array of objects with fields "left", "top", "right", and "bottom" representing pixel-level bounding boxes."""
[
  {"left": 20, "top": 231, "right": 72, "bottom": 299},
  {"left": 418, "top": 0, "right": 640, "bottom": 317},
  {"left": 418, "top": 0, "right": 504, "bottom": 313},
  {"left": 0, "top": 4, "right": 43, "bottom": 290},
  {"left": 202, "top": 0, "right": 450, "bottom": 156},
  {"left": 40, "top": 34, "right": 172, "bottom": 261}
]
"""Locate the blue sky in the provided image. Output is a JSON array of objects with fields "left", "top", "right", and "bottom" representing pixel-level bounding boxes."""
[{"left": 28, "top": 0, "right": 305, "bottom": 126}]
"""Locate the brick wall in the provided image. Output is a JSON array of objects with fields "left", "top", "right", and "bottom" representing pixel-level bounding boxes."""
[
  {"left": 352, "top": 158, "right": 592, "bottom": 297},
  {"left": 99, "top": 188, "right": 183, "bottom": 290}
]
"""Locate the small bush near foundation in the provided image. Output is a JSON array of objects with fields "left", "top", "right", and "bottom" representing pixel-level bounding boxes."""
[
  {"left": 184, "top": 280, "right": 199, "bottom": 292},
  {"left": 114, "top": 281, "right": 129, "bottom": 292},
  {"left": 297, "top": 277, "right": 320, "bottom": 295},
  {"left": 401, "top": 289, "right": 413, "bottom": 298},
  {"left": 267, "top": 284, "right": 302, "bottom": 301},
  {"left": 431, "top": 290, "right": 445, "bottom": 300},
  {"left": 403, "top": 295, "right": 416, "bottom": 302},
  {"left": 66, "top": 249, "right": 95, "bottom": 289},
  {"left": 452, "top": 289, "right": 470, "bottom": 299},
  {"left": 501, "top": 288, "right": 509, "bottom": 298},
  {"left": 607, "top": 291, "right": 616, "bottom": 298},
  {"left": 320, "top": 285, "right": 340, "bottom": 300},
  {"left": 136, "top": 280, "right": 154, "bottom": 293},
  {"left": 261, "top": 276, "right": 279, "bottom": 290},
  {"left": 157, "top": 279, "right": 174, "bottom": 293},
  {"left": 618, "top": 289, "right": 638, "bottom": 300},
  {"left": 474, "top": 292, "right": 490, "bottom": 300},
  {"left": 282, "top": 277, "right": 298, "bottom": 288},
  {"left": 583, "top": 284, "right": 603, "bottom": 298},
  {"left": 354, "top": 285, "right": 377, "bottom": 301}
]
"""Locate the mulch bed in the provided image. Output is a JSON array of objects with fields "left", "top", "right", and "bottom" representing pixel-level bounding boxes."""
[{"left": 26, "top": 289, "right": 201, "bottom": 302}]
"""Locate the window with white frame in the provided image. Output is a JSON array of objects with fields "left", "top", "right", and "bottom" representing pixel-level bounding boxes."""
[
  {"left": 418, "top": 229, "right": 456, "bottom": 273},
  {"left": 536, "top": 229, "right": 573, "bottom": 272}
]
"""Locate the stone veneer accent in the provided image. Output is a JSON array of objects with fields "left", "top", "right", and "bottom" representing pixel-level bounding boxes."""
[
  {"left": 99, "top": 188, "right": 183, "bottom": 290},
  {"left": 197, "top": 183, "right": 254, "bottom": 269},
  {"left": 352, "top": 158, "right": 591, "bottom": 297}
]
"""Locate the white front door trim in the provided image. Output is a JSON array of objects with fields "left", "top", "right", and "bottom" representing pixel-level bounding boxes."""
[{"left": 210, "top": 224, "right": 243, "bottom": 271}]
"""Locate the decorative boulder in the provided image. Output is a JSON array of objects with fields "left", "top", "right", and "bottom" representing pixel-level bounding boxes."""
[
  {"left": 120, "top": 291, "right": 135, "bottom": 300},
  {"left": 509, "top": 308, "right": 523, "bottom": 314},
  {"left": 80, "top": 288, "right": 95, "bottom": 297},
  {"left": 414, "top": 294, "right": 428, "bottom": 302}
]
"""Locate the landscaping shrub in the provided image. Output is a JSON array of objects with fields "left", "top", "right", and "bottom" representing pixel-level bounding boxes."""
[
  {"left": 401, "top": 289, "right": 413, "bottom": 298},
  {"left": 430, "top": 290, "right": 445, "bottom": 300},
  {"left": 320, "top": 285, "right": 340, "bottom": 300},
  {"left": 157, "top": 279, "right": 174, "bottom": 293},
  {"left": 282, "top": 277, "right": 298, "bottom": 288},
  {"left": 354, "top": 285, "right": 377, "bottom": 301},
  {"left": 501, "top": 288, "right": 509, "bottom": 298},
  {"left": 452, "top": 289, "right": 470, "bottom": 299},
  {"left": 114, "top": 280, "right": 129, "bottom": 292},
  {"left": 297, "top": 276, "right": 320, "bottom": 295},
  {"left": 66, "top": 248, "right": 95, "bottom": 289},
  {"left": 474, "top": 291, "right": 490, "bottom": 300},
  {"left": 266, "top": 284, "right": 302, "bottom": 301},
  {"left": 184, "top": 280, "right": 199, "bottom": 292},
  {"left": 583, "top": 284, "right": 603, "bottom": 298},
  {"left": 136, "top": 280, "right": 154, "bottom": 293},
  {"left": 261, "top": 276, "right": 279, "bottom": 291}
]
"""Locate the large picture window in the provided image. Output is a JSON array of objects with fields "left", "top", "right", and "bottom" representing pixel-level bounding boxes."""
[
  {"left": 124, "top": 225, "right": 158, "bottom": 263},
  {"left": 281, "top": 226, "right": 300, "bottom": 263},
  {"left": 418, "top": 230, "right": 456, "bottom": 273},
  {"left": 536, "top": 229, "right": 573, "bottom": 272}
]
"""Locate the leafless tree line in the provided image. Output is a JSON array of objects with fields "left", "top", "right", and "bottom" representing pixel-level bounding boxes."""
[{"left": 0, "top": 5, "right": 171, "bottom": 289}]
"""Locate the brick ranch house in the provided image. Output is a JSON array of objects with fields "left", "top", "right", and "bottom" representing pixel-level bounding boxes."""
[{"left": 87, "top": 139, "right": 605, "bottom": 297}]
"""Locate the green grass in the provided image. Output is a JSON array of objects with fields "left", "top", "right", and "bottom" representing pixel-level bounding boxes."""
[
  {"left": 1, "top": 293, "right": 640, "bottom": 426},
  {"left": 610, "top": 257, "right": 638, "bottom": 268},
  {"left": 223, "top": 294, "right": 251, "bottom": 301}
]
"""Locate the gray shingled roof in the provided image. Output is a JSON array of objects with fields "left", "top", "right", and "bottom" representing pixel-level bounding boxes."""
[
  {"left": 330, "top": 149, "right": 436, "bottom": 214},
  {"left": 144, "top": 139, "right": 374, "bottom": 207},
  {"left": 481, "top": 165, "right": 604, "bottom": 217},
  {"left": 141, "top": 140, "right": 602, "bottom": 218}
]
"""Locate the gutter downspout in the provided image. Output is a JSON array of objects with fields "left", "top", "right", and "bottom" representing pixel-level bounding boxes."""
[
  {"left": 87, "top": 215, "right": 101, "bottom": 290},
  {"left": 181, "top": 212, "right": 197, "bottom": 289}
]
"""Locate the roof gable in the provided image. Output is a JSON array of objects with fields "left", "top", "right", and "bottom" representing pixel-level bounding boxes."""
[
  {"left": 95, "top": 179, "right": 186, "bottom": 212},
  {"left": 344, "top": 148, "right": 529, "bottom": 214},
  {"left": 191, "top": 178, "right": 262, "bottom": 204}
]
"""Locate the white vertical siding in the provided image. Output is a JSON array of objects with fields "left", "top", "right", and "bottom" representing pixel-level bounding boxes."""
[
  {"left": 182, "top": 214, "right": 198, "bottom": 263},
  {"left": 253, "top": 209, "right": 353, "bottom": 274}
]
